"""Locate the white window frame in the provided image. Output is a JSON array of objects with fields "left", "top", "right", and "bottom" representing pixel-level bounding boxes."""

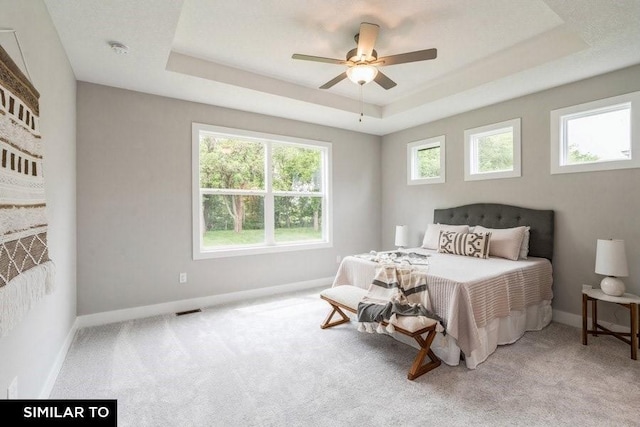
[
  {"left": 407, "top": 135, "right": 446, "bottom": 185},
  {"left": 192, "top": 123, "right": 332, "bottom": 259},
  {"left": 550, "top": 91, "right": 640, "bottom": 175},
  {"left": 464, "top": 118, "right": 521, "bottom": 181}
]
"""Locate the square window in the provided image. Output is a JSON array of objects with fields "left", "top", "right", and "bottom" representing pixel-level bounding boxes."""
[
  {"left": 201, "top": 194, "right": 265, "bottom": 247},
  {"left": 407, "top": 136, "right": 445, "bottom": 185},
  {"left": 564, "top": 107, "right": 630, "bottom": 165},
  {"left": 274, "top": 195, "right": 323, "bottom": 243},
  {"left": 464, "top": 118, "right": 521, "bottom": 181},
  {"left": 551, "top": 91, "right": 640, "bottom": 174},
  {"left": 193, "top": 123, "right": 332, "bottom": 259},
  {"left": 272, "top": 144, "right": 322, "bottom": 192}
]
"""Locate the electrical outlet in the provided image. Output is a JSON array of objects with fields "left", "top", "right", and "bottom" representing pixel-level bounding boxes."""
[
  {"left": 7, "top": 376, "right": 17, "bottom": 399},
  {"left": 336, "top": 255, "right": 341, "bottom": 264},
  {"left": 179, "top": 273, "right": 187, "bottom": 284}
]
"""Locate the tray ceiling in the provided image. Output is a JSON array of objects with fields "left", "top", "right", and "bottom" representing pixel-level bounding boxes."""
[{"left": 44, "top": 0, "right": 640, "bottom": 135}]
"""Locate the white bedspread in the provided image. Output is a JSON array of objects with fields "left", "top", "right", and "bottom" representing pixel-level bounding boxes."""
[{"left": 332, "top": 248, "right": 553, "bottom": 368}]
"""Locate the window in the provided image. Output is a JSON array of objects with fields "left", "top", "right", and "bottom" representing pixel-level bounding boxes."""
[
  {"left": 192, "top": 123, "right": 332, "bottom": 259},
  {"left": 551, "top": 91, "right": 640, "bottom": 174},
  {"left": 407, "top": 136, "right": 446, "bottom": 185},
  {"left": 464, "top": 118, "right": 521, "bottom": 181}
]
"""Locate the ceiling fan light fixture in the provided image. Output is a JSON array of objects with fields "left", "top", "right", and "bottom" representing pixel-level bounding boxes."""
[{"left": 346, "top": 64, "right": 378, "bottom": 85}]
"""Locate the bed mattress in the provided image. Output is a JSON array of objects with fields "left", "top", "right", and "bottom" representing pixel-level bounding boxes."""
[{"left": 332, "top": 248, "right": 553, "bottom": 368}]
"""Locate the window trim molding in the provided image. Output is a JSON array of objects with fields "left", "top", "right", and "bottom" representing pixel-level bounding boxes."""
[
  {"left": 464, "top": 118, "right": 521, "bottom": 181},
  {"left": 407, "top": 135, "right": 446, "bottom": 185},
  {"left": 192, "top": 123, "right": 333, "bottom": 260},
  {"left": 550, "top": 91, "right": 640, "bottom": 175}
]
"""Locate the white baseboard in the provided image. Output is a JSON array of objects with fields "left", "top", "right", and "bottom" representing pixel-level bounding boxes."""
[
  {"left": 40, "top": 317, "right": 79, "bottom": 398},
  {"left": 552, "top": 309, "right": 582, "bottom": 328},
  {"left": 76, "top": 276, "right": 333, "bottom": 329},
  {"left": 552, "top": 308, "right": 631, "bottom": 333}
]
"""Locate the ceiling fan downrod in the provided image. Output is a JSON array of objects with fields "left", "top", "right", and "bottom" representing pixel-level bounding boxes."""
[{"left": 359, "top": 83, "right": 364, "bottom": 123}]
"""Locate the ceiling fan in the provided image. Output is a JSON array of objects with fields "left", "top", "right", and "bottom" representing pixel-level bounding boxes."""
[{"left": 292, "top": 22, "right": 437, "bottom": 90}]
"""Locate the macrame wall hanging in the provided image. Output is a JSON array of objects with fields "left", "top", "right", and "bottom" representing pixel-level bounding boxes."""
[{"left": 0, "top": 29, "right": 55, "bottom": 337}]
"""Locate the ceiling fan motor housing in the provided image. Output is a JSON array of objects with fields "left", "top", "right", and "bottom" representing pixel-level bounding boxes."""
[{"left": 347, "top": 48, "right": 377, "bottom": 63}]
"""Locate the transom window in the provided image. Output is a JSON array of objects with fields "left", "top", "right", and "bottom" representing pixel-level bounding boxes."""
[
  {"left": 407, "top": 136, "right": 446, "bottom": 185},
  {"left": 551, "top": 91, "right": 640, "bottom": 174},
  {"left": 192, "top": 123, "right": 332, "bottom": 259},
  {"left": 464, "top": 118, "right": 521, "bottom": 181}
]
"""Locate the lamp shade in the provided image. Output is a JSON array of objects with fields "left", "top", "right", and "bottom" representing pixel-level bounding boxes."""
[
  {"left": 595, "top": 239, "right": 628, "bottom": 277},
  {"left": 395, "top": 225, "right": 408, "bottom": 248},
  {"left": 346, "top": 64, "right": 378, "bottom": 85}
]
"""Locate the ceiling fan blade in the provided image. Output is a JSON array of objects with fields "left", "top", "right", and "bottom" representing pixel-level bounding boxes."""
[
  {"left": 356, "top": 22, "right": 379, "bottom": 61},
  {"left": 374, "top": 70, "right": 397, "bottom": 90},
  {"left": 319, "top": 72, "right": 348, "bottom": 89},
  {"left": 377, "top": 48, "right": 437, "bottom": 66},
  {"left": 292, "top": 54, "right": 347, "bottom": 65}
]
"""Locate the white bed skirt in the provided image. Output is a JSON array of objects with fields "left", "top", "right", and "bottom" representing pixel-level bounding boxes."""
[{"left": 390, "top": 300, "right": 553, "bottom": 369}]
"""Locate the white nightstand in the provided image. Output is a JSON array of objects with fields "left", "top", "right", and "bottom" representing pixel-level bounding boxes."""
[{"left": 582, "top": 286, "right": 640, "bottom": 360}]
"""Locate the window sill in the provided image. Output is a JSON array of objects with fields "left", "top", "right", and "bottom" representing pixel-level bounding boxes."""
[
  {"left": 464, "top": 169, "right": 521, "bottom": 181},
  {"left": 408, "top": 176, "right": 445, "bottom": 185},
  {"left": 193, "top": 240, "right": 332, "bottom": 260},
  {"left": 551, "top": 158, "right": 640, "bottom": 175}
]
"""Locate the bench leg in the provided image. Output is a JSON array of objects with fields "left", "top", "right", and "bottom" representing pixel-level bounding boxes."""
[
  {"left": 408, "top": 329, "right": 441, "bottom": 380},
  {"left": 320, "top": 294, "right": 441, "bottom": 379},
  {"left": 321, "top": 304, "right": 350, "bottom": 329}
]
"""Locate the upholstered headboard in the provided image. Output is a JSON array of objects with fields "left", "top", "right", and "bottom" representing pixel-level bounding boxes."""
[{"left": 433, "top": 203, "right": 554, "bottom": 260}]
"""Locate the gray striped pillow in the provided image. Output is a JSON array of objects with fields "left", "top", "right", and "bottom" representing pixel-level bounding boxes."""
[{"left": 438, "top": 231, "right": 491, "bottom": 259}]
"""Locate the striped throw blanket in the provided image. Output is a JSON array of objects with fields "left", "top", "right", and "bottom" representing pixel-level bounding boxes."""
[{"left": 357, "top": 264, "right": 444, "bottom": 334}]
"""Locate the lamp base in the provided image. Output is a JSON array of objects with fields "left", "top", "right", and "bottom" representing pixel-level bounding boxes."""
[{"left": 600, "top": 276, "right": 625, "bottom": 297}]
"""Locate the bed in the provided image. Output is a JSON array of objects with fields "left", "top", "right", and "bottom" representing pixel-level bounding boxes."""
[{"left": 331, "top": 203, "right": 554, "bottom": 369}]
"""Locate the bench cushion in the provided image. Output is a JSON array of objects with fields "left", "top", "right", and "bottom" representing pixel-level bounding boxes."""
[
  {"left": 390, "top": 314, "right": 437, "bottom": 332},
  {"left": 320, "top": 286, "right": 367, "bottom": 311}
]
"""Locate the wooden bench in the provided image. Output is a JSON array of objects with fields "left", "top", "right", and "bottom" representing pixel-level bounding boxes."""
[{"left": 320, "top": 286, "right": 441, "bottom": 380}]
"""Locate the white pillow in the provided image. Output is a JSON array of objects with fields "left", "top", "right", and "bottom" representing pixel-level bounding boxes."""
[
  {"left": 519, "top": 226, "right": 531, "bottom": 259},
  {"left": 473, "top": 225, "right": 527, "bottom": 261},
  {"left": 422, "top": 224, "right": 470, "bottom": 249}
]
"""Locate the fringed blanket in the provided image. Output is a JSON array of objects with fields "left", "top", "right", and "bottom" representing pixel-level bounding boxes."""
[
  {"left": 0, "top": 44, "right": 55, "bottom": 337},
  {"left": 357, "top": 264, "right": 444, "bottom": 334}
]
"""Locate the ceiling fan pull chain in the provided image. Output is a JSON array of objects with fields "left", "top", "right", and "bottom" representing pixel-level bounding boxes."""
[{"left": 359, "top": 84, "right": 364, "bottom": 122}]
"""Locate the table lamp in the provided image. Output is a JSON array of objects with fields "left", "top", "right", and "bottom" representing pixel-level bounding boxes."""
[
  {"left": 595, "top": 239, "right": 628, "bottom": 296},
  {"left": 395, "top": 225, "right": 408, "bottom": 250}
]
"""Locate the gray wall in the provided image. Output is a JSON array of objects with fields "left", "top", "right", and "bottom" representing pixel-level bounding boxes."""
[
  {"left": 381, "top": 64, "right": 640, "bottom": 321},
  {"left": 0, "top": 0, "right": 77, "bottom": 398},
  {"left": 76, "top": 83, "right": 381, "bottom": 315}
]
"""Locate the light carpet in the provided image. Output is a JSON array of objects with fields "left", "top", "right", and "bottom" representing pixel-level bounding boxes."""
[{"left": 51, "top": 288, "right": 640, "bottom": 426}]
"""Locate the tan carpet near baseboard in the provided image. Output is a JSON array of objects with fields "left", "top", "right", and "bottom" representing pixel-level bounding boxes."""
[{"left": 51, "top": 288, "right": 640, "bottom": 426}]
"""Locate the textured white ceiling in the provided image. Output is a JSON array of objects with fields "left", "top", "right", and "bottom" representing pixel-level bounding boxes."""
[{"left": 44, "top": 0, "right": 640, "bottom": 135}]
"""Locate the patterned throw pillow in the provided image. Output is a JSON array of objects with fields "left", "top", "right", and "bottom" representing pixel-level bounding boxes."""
[{"left": 438, "top": 231, "right": 491, "bottom": 259}]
